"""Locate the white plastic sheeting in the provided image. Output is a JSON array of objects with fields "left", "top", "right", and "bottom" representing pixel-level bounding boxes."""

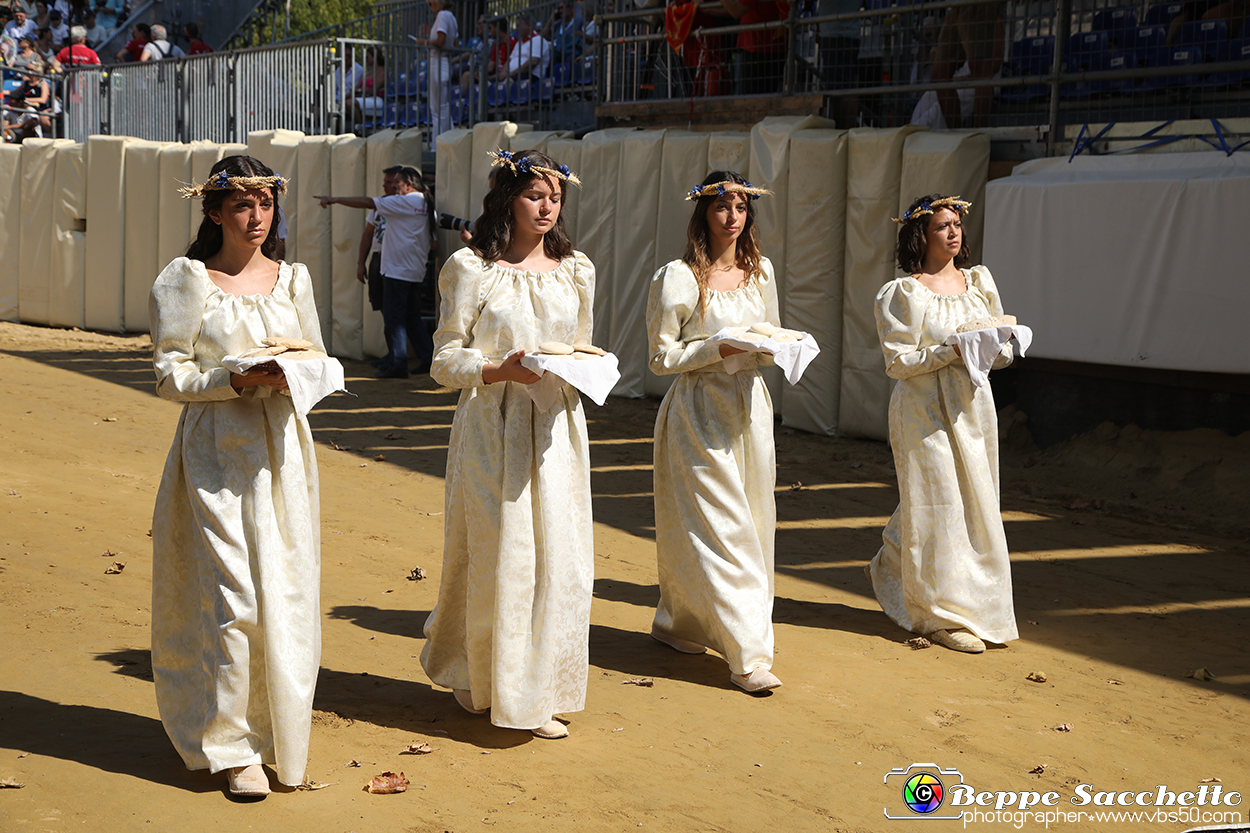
[
  {"left": 838, "top": 125, "right": 925, "bottom": 441},
  {"left": 783, "top": 129, "right": 848, "bottom": 435},
  {"left": 578, "top": 129, "right": 632, "bottom": 393},
  {"left": 985, "top": 151, "right": 1250, "bottom": 374}
]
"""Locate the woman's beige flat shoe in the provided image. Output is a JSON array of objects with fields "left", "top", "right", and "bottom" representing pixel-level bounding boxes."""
[
  {"left": 650, "top": 627, "right": 706, "bottom": 655},
  {"left": 930, "top": 629, "right": 986, "bottom": 653},
  {"left": 226, "top": 764, "right": 270, "bottom": 797},
  {"left": 453, "top": 689, "right": 487, "bottom": 714},
  {"left": 730, "top": 669, "right": 783, "bottom": 693},
  {"left": 531, "top": 719, "right": 569, "bottom": 739}
]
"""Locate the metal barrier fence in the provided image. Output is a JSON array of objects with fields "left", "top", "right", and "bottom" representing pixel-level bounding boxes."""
[{"left": 600, "top": 0, "right": 1250, "bottom": 141}]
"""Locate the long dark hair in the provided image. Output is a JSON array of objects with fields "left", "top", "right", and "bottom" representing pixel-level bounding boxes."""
[
  {"left": 470, "top": 150, "right": 575, "bottom": 263},
  {"left": 185, "top": 155, "right": 283, "bottom": 262},
  {"left": 682, "top": 170, "right": 764, "bottom": 317},
  {"left": 895, "top": 193, "right": 971, "bottom": 274}
]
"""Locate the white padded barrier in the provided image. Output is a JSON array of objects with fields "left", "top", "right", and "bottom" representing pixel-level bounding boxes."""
[
  {"left": 122, "top": 140, "right": 169, "bottom": 333},
  {"left": 295, "top": 135, "right": 337, "bottom": 349},
  {"left": 49, "top": 142, "right": 87, "bottom": 329},
  {"left": 435, "top": 127, "right": 475, "bottom": 266},
  {"left": 782, "top": 128, "right": 849, "bottom": 436},
  {"left": 838, "top": 125, "right": 925, "bottom": 441},
  {"left": 19, "top": 139, "right": 74, "bottom": 326},
  {"left": 0, "top": 145, "right": 22, "bottom": 322},
  {"left": 156, "top": 144, "right": 194, "bottom": 277},
  {"left": 329, "top": 135, "right": 367, "bottom": 359}
]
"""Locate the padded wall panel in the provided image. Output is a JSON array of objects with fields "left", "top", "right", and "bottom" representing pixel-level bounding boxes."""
[
  {"left": 296, "top": 135, "right": 336, "bottom": 349},
  {"left": 782, "top": 129, "right": 848, "bottom": 435},
  {"left": 508, "top": 130, "right": 563, "bottom": 153},
  {"left": 267, "top": 131, "right": 303, "bottom": 264},
  {"left": 84, "top": 136, "right": 130, "bottom": 332},
  {"left": 469, "top": 122, "right": 522, "bottom": 213},
  {"left": 707, "top": 132, "right": 751, "bottom": 176},
  {"left": 49, "top": 143, "right": 87, "bottom": 328},
  {"left": 609, "top": 129, "right": 665, "bottom": 398},
  {"left": 329, "top": 136, "right": 367, "bottom": 359},
  {"left": 18, "top": 139, "right": 71, "bottom": 325},
  {"left": 899, "top": 131, "right": 989, "bottom": 266},
  {"left": 838, "top": 125, "right": 924, "bottom": 440},
  {"left": 577, "top": 129, "right": 631, "bottom": 393},
  {"left": 435, "top": 128, "right": 475, "bottom": 266},
  {"left": 645, "top": 131, "right": 710, "bottom": 397},
  {"left": 0, "top": 145, "right": 22, "bottom": 321},
  {"left": 156, "top": 144, "right": 193, "bottom": 278},
  {"left": 123, "top": 140, "right": 169, "bottom": 332}
]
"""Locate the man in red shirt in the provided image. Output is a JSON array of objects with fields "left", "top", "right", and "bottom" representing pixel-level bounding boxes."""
[
  {"left": 56, "top": 26, "right": 102, "bottom": 66},
  {"left": 114, "top": 22, "right": 149, "bottom": 63},
  {"left": 183, "top": 22, "right": 213, "bottom": 55}
]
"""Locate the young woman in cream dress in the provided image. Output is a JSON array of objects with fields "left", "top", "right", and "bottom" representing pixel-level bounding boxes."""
[
  {"left": 647, "top": 171, "right": 783, "bottom": 694},
  {"left": 868, "top": 194, "right": 1019, "bottom": 654},
  {"left": 149, "top": 156, "right": 325, "bottom": 798},
  {"left": 420, "top": 149, "right": 594, "bottom": 739}
]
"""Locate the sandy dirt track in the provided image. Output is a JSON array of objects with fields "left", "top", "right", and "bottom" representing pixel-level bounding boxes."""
[{"left": 1, "top": 320, "right": 1247, "bottom": 833}]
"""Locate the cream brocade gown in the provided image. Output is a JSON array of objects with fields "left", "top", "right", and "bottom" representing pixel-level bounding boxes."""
[
  {"left": 868, "top": 265, "right": 1019, "bottom": 645},
  {"left": 149, "top": 258, "right": 324, "bottom": 786},
  {"left": 421, "top": 248, "right": 596, "bottom": 730},
  {"left": 648, "top": 258, "right": 780, "bottom": 676}
]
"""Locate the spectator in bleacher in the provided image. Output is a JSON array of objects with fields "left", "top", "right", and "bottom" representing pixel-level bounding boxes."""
[
  {"left": 352, "top": 47, "right": 387, "bottom": 122},
  {"left": 461, "top": 15, "right": 514, "bottom": 94},
  {"left": 718, "top": 0, "right": 790, "bottom": 94},
  {"left": 183, "top": 22, "right": 213, "bottom": 54},
  {"left": 55, "top": 24, "right": 97, "bottom": 64},
  {"left": 9, "top": 34, "right": 38, "bottom": 69},
  {"left": 31, "top": 0, "right": 48, "bottom": 29},
  {"left": 140, "top": 24, "right": 185, "bottom": 61},
  {"left": 3, "top": 6, "right": 36, "bottom": 40},
  {"left": 504, "top": 14, "right": 550, "bottom": 80},
  {"left": 413, "top": 0, "right": 458, "bottom": 137},
  {"left": 34, "top": 26, "right": 61, "bottom": 70},
  {"left": 114, "top": 22, "right": 149, "bottom": 62},
  {"left": 1167, "top": 0, "right": 1246, "bottom": 43},
  {"left": 335, "top": 53, "right": 365, "bottom": 103},
  {"left": 583, "top": 0, "right": 608, "bottom": 50},
  {"left": 543, "top": 0, "right": 584, "bottom": 63},
  {"left": 931, "top": 2, "right": 1002, "bottom": 129},
  {"left": 92, "top": 0, "right": 119, "bottom": 32},
  {"left": 7, "top": 58, "right": 55, "bottom": 140},
  {"left": 46, "top": 7, "right": 65, "bottom": 45},
  {"left": 817, "top": 0, "right": 865, "bottom": 128},
  {"left": 82, "top": 9, "right": 105, "bottom": 46}
]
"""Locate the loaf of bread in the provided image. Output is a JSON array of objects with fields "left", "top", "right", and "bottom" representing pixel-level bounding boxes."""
[
  {"left": 956, "top": 314, "right": 1016, "bottom": 334},
  {"left": 538, "top": 341, "right": 574, "bottom": 355}
]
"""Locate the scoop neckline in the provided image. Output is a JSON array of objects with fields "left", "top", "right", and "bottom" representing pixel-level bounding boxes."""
[
  {"left": 489, "top": 254, "right": 573, "bottom": 277},
  {"left": 198, "top": 259, "right": 288, "bottom": 299},
  {"left": 909, "top": 268, "right": 971, "bottom": 298}
]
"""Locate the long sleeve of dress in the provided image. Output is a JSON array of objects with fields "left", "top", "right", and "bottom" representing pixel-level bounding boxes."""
[
  {"left": 150, "top": 257, "right": 240, "bottom": 402},
  {"left": 289, "top": 263, "right": 328, "bottom": 353},
  {"left": 647, "top": 261, "right": 729, "bottom": 376},
  {"left": 967, "top": 265, "right": 1015, "bottom": 370},
  {"left": 875, "top": 278, "right": 960, "bottom": 380},
  {"left": 431, "top": 250, "right": 489, "bottom": 390}
]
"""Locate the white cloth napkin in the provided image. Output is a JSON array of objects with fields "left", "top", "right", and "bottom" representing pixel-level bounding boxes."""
[
  {"left": 222, "top": 353, "right": 349, "bottom": 418},
  {"left": 944, "top": 325, "right": 1033, "bottom": 387},
  {"left": 517, "top": 350, "right": 622, "bottom": 412},
  {"left": 705, "top": 327, "right": 822, "bottom": 385}
]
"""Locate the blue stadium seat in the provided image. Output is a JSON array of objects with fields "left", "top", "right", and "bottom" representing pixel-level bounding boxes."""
[
  {"left": 1001, "top": 35, "right": 1054, "bottom": 100},
  {"left": 1063, "top": 30, "right": 1115, "bottom": 97},
  {"left": 512, "top": 77, "right": 532, "bottom": 104},
  {"left": 1092, "top": 7, "right": 1139, "bottom": 46},
  {"left": 486, "top": 80, "right": 508, "bottom": 107},
  {"left": 467, "top": 36, "right": 483, "bottom": 52},
  {"left": 573, "top": 54, "right": 596, "bottom": 85},
  {"left": 1127, "top": 24, "right": 1171, "bottom": 90},
  {"left": 553, "top": 61, "right": 573, "bottom": 87},
  {"left": 1209, "top": 35, "right": 1250, "bottom": 86},
  {"left": 538, "top": 77, "right": 555, "bottom": 101},
  {"left": 1178, "top": 19, "right": 1230, "bottom": 85},
  {"left": 1143, "top": 2, "right": 1183, "bottom": 27}
]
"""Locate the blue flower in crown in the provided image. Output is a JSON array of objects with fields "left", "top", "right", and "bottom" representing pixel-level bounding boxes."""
[
  {"left": 715, "top": 184, "right": 726, "bottom": 196},
  {"left": 497, "top": 149, "right": 513, "bottom": 162},
  {"left": 688, "top": 186, "right": 702, "bottom": 199},
  {"left": 212, "top": 171, "right": 231, "bottom": 189},
  {"left": 516, "top": 156, "right": 533, "bottom": 174},
  {"left": 558, "top": 165, "right": 571, "bottom": 178},
  {"left": 273, "top": 175, "right": 285, "bottom": 188},
  {"left": 744, "top": 181, "right": 761, "bottom": 200}
]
